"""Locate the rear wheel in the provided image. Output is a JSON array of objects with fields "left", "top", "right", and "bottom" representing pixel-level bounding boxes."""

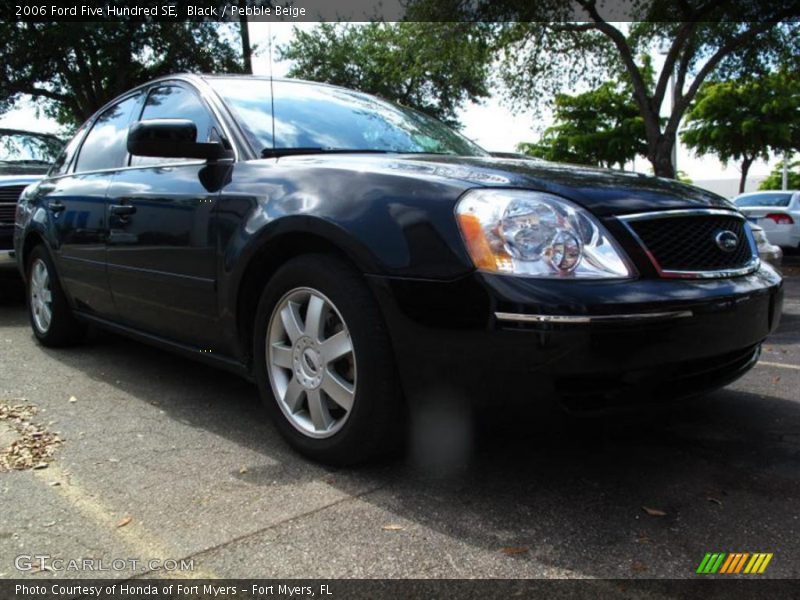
[
  {"left": 253, "top": 254, "right": 403, "bottom": 465},
  {"left": 26, "top": 245, "right": 86, "bottom": 346}
]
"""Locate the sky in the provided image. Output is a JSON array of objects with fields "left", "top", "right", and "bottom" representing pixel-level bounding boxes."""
[{"left": 0, "top": 21, "right": 782, "bottom": 192}]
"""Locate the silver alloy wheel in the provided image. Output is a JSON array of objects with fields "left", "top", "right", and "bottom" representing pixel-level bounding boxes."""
[
  {"left": 267, "top": 287, "right": 357, "bottom": 438},
  {"left": 30, "top": 258, "right": 54, "bottom": 334}
]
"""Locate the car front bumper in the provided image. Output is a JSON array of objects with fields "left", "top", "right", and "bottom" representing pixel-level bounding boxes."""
[
  {"left": 368, "top": 263, "right": 784, "bottom": 414},
  {"left": 0, "top": 249, "right": 16, "bottom": 271}
]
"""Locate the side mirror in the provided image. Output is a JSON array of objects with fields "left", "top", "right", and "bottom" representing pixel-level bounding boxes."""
[{"left": 127, "top": 119, "right": 233, "bottom": 161}]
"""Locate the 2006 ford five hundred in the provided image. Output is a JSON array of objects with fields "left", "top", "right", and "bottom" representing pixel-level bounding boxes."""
[{"left": 14, "top": 75, "right": 783, "bottom": 464}]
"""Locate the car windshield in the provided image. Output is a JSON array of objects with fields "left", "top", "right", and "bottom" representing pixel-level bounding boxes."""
[
  {"left": 0, "top": 130, "right": 61, "bottom": 164},
  {"left": 735, "top": 193, "right": 793, "bottom": 208},
  {"left": 209, "top": 78, "right": 488, "bottom": 157}
]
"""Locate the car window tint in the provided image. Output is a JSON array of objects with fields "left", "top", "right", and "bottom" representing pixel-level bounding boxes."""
[
  {"left": 50, "top": 122, "right": 89, "bottom": 176},
  {"left": 74, "top": 95, "right": 140, "bottom": 173},
  {"left": 131, "top": 85, "right": 215, "bottom": 167},
  {"left": 735, "top": 193, "right": 793, "bottom": 208}
]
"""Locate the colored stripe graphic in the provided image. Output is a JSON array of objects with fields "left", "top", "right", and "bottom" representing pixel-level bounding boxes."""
[
  {"left": 719, "top": 554, "right": 736, "bottom": 573},
  {"left": 758, "top": 554, "right": 773, "bottom": 573},
  {"left": 699, "top": 553, "right": 772, "bottom": 574},
  {"left": 734, "top": 553, "right": 750, "bottom": 573},
  {"left": 696, "top": 553, "right": 713, "bottom": 574}
]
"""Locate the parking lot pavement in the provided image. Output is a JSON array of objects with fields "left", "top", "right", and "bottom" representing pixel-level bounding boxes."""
[{"left": 0, "top": 259, "right": 798, "bottom": 581}]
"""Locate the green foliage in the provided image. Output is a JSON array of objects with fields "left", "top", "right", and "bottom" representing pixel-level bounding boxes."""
[
  {"left": 278, "top": 22, "right": 491, "bottom": 126},
  {"left": 682, "top": 72, "right": 800, "bottom": 191},
  {"left": 0, "top": 22, "right": 245, "bottom": 127},
  {"left": 758, "top": 159, "right": 800, "bottom": 190},
  {"left": 405, "top": 0, "right": 800, "bottom": 177},
  {"left": 682, "top": 72, "right": 800, "bottom": 164},
  {"left": 516, "top": 62, "right": 653, "bottom": 169}
]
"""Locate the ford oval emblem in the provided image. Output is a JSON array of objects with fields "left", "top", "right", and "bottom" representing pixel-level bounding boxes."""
[{"left": 715, "top": 230, "right": 739, "bottom": 253}]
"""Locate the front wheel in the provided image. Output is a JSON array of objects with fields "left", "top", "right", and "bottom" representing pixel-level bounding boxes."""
[{"left": 253, "top": 254, "right": 403, "bottom": 465}]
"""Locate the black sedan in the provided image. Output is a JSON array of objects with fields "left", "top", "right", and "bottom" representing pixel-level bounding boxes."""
[{"left": 13, "top": 75, "right": 783, "bottom": 464}]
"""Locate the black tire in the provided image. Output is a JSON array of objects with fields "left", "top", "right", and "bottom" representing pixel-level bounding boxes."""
[
  {"left": 26, "top": 244, "right": 86, "bottom": 347},
  {"left": 253, "top": 254, "right": 403, "bottom": 465}
]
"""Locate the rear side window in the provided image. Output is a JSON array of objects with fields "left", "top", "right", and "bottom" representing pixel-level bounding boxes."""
[
  {"left": 74, "top": 94, "right": 140, "bottom": 173},
  {"left": 735, "top": 193, "right": 793, "bottom": 208},
  {"left": 131, "top": 85, "right": 215, "bottom": 167}
]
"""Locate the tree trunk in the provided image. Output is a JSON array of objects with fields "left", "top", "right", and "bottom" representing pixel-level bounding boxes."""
[
  {"left": 239, "top": 16, "right": 252, "bottom": 74},
  {"left": 651, "top": 144, "right": 676, "bottom": 179},
  {"left": 739, "top": 156, "right": 753, "bottom": 194}
]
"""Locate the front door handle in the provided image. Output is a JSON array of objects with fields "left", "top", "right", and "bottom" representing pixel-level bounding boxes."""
[
  {"left": 48, "top": 201, "right": 65, "bottom": 213},
  {"left": 110, "top": 204, "right": 136, "bottom": 216}
]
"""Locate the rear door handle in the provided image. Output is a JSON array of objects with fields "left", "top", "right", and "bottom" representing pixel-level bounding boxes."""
[
  {"left": 48, "top": 201, "right": 65, "bottom": 213},
  {"left": 110, "top": 204, "right": 136, "bottom": 216}
]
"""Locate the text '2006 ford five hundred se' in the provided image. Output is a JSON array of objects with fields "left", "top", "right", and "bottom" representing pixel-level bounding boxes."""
[{"left": 14, "top": 75, "right": 783, "bottom": 464}]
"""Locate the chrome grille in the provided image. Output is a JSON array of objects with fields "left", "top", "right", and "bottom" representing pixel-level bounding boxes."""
[
  {"left": 0, "top": 185, "right": 26, "bottom": 203},
  {"left": 621, "top": 209, "right": 758, "bottom": 278},
  {"left": 0, "top": 185, "right": 26, "bottom": 224}
]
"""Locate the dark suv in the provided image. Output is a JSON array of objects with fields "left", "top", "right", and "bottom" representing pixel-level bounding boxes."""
[
  {"left": 0, "top": 129, "right": 62, "bottom": 270},
  {"left": 14, "top": 75, "right": 783, "bottom": 464}
]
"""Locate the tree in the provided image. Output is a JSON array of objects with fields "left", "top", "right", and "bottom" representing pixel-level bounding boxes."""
[
  {"left": 682, "top": 71, "right": 800, "bottom": 193},
  {"left": 406, "top": 0, "right": 800, "bottom": 178},
  {"left": 278, "top": 22, "right": 491, "bottom": 126},
  {"left": 758, "top": 159, "right": 800, "bottom": 191},
  {"left": 516, "top": 75, "right": 649, "bottom": 169},
  {"left": 0, "top": 22, "right": 245, "bottom": 127}
]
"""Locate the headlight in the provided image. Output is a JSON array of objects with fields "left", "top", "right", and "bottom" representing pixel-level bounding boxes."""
[{"left": 455, "top": 189, "right": 633, "bottom": 279}]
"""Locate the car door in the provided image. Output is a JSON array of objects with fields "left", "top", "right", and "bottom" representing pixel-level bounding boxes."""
[
  {"left": 39, "top": 94, "right": 141, "bottom": 317},
  {"left": 105, "top": 82, "right": 227, "bottom": 348}
]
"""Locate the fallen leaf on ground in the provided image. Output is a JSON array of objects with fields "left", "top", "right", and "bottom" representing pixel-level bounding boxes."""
[
  {"left": 0, "top": 402, "right": 62, "bottom": 472},
  {"left": 631, "top": 560, "right": 648, "bottom": 572},
  {"left": 773, "top": 376, "right": 781, "bottom": 384},
  {"left": 116, "top": 517, "right": 132, "bottom": 528},
  {"left": 239, "top": 466, "right": 248, "bottom": 474},
  {"left": 642, "top": 506, "right": 667, "bottom": 517},
  {"left": 382, "top": 524, "right": 404, "bottom": 531},
  {"left": 501, "top": 546, "right": 529, "bottom": 556}
]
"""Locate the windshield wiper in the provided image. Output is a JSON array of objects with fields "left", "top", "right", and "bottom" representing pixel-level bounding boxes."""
[{"left": 261, "top": 147, "right": 395, "bottom": 159}]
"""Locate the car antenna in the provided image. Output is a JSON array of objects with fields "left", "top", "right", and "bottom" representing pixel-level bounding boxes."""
[{"left": 268, "top": 20, "right": 276, "bottom": 154}]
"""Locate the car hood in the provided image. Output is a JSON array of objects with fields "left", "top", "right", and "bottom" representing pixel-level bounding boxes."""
[
  {"left": 0, "top": 173, "right": 45, "bottom": 187},
  {"left": 273, "top": 154, "right": 734, "bottom": 217}
]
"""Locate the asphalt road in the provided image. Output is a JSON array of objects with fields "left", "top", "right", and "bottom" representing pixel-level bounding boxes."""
[{"left": 0, "top": 258, "right": 798, "bottom": 582}]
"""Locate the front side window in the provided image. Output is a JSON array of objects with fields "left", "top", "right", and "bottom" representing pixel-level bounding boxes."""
[
  {"left": 209, "top": 78, "right": 487, "bottom": 157},
  {"left": 131, "top": 85, "right": 215, "bottom": 166},
  {"left": 74, "top": 94, "right": 140, "bottom": 173},
  {"left": 49, "top": 123, "right": 89, "bottom": 177}
]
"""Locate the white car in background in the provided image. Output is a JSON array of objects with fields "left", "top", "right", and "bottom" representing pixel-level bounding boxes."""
[
  {"left": 749, "top": 223, "right": 783, "bottom": 268},
  {"left": 733, "top": 191, "right": 800, "bottom": 250}
]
